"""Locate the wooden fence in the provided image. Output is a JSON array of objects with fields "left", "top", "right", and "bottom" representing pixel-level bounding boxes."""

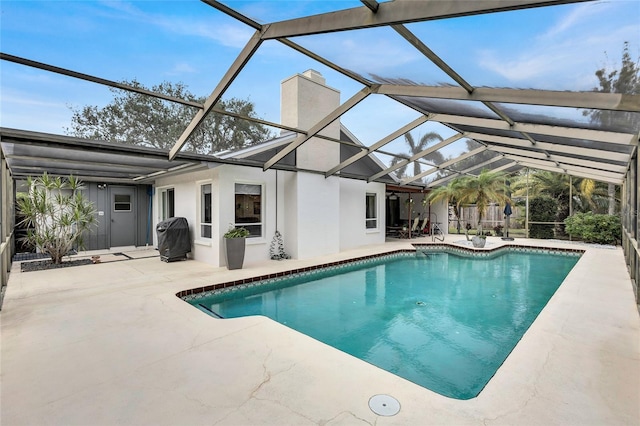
[{"left": 450, "top": 204, "right": 523, "bottom": 231}]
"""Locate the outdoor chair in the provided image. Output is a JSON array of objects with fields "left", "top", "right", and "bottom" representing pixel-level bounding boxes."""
[
  {"left": 419, "top": 218, "right": 429, "bottom": 235},
  {"left": 408, "top": 217, "right": 420, "bottom": 238}
]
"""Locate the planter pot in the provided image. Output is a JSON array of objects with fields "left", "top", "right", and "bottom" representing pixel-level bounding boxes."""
[
  {"left": 471, "top": 236, "right": 486, "bottom": 248},
  {"left": 225, "top": 237, "right": 246, "bottom": 270}
]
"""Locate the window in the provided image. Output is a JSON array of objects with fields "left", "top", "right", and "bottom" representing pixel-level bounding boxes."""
[
  {"left": 199, "top": 183, "right": 212, "bottom": 239},
  {"left": 234, "top": 183, "right": 262, "bottom": 238},
  {"left": 366, "top": 193, "right": 377, "bottom": 229},
  {"left": 160, "top": 188, "right": 175, "bottom": 220},
  {"left": 113, "top": 194, "right": 131, "bottom": 211}
]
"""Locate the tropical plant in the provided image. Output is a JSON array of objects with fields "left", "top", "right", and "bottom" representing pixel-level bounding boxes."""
[
  {"left": 447, "top": 139, "right": 497, "bottom": 172},
  {"left": 564, "top": 212, "right": 621, "bottom": 245},
  {"left": 455, "top": 170, "right": 510, "bottom": 239},
  {"left": 391, "top": 131, "right": 444, "bottom": 181},
  {"left": 511, "top": 170, "right": 611, "bottom": 234},
  {"left": 66, "top": 80, "right": 272, "bottom": 155},
  {"left": 529, "top": 196, "right": 557, "bottom": 239},
  {"left": 16, "top": 173, "right": 97, "bottom": 264},
  {"left": 223, "top": 225, "right": 250, "bottom": 239},
  {"left": 426, "top": 170, "right": 510, "bottom": 240},
  {"left": 425, "top": 177, "right": 465, "bottom": 233}
]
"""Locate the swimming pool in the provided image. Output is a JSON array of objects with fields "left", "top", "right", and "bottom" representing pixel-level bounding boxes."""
[{"left": 184, "top": 247, "right": 581, "bottom": 399}]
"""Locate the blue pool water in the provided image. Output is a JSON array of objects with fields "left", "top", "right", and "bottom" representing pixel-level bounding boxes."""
[{"left": 189, "top": 250, "right": 580, "bottom": 399}]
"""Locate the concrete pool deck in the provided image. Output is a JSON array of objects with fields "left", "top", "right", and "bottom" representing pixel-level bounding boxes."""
[{"left": 1, "top": 236, "right": 639, "bottom": 425}]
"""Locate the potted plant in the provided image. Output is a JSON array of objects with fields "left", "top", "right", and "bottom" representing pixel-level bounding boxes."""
[{"left": 223, "top": 225, "right": 250, "bottom": 269}]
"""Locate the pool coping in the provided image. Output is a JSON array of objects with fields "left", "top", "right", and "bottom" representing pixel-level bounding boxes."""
[
  {"left": 176, "top": 242, "right": 585, "bottom": 301},
  {"left": 2, "top": 238, "right": 637, "bottom": 425},
  {"left": 179, "top": 242, "right": 586, "bottom": 401}
]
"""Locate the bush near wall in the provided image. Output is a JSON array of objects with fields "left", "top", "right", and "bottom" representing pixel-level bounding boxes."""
[
  {"left": 564, "top": 212, "right": 621, "bottom": 245},
  {"left": 529, "top": 196, "right": 557, "bottom": 239}
]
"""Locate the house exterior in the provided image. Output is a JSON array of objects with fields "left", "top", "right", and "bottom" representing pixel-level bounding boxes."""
[
  {"left": 153, "top": 70, "right": 393, "bottom": 267},
  {"left": 11, "top": 178, "right": 152, "bottom": 253},
  {"left": 4, "top": 70, "right": 449, "bottom": 262},
  {"left": 82, "top": 183, "right": 152, "bottom": 250}
]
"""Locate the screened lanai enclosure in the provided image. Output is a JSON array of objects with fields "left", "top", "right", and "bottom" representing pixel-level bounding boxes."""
[{"left": 0, "top": 0, "right": 638, "bottom": 303}]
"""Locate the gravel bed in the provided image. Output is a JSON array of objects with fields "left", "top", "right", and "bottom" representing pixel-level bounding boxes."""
[{"left": 21, "top": 259, "right": 94, "bottom": 272}]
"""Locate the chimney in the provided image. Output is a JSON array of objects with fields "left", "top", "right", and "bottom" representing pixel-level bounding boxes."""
[{"left": 280, "top": 70, "right": 341, "bottom": 171}]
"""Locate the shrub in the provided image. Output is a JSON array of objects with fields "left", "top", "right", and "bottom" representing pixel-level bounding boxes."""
[
  {"left": 564, "top": 212, "right": 620, "bottom": 245},
  {"left": 529, "top": 196, "right": 557, "bottom": 239},
  {"left": 223, "top": 225, "right": 250, "bottom": 238},
  {"left": 16, "top": 173, "right": 97, "bottom": 264}
]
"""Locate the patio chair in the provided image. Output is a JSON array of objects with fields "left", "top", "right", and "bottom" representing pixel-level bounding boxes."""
[
  {"left": 419, "top": 218, "right": 429, "bottom": 235},
  {"left": 408, "top": 217, "right": 420, "bottom": 238}
]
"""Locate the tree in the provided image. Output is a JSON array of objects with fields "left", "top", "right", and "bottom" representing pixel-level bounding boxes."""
[
  {"left": 449, "top": 139, "right": 497, "bottom": 172},
  {"left": 583, "top": 41, "right": 640, "bottom": 214},
  {"left": 66, "top": 80, "right": 272, "bottom": 155},
  {"left": 456, "top": 170, "right": 510, "bottom": 238},
  {"left": 427, "top": 170, "right": 510, "bottom": 240},
  {"left": 529, "top": 196, "right": 557, "bottom": 239},
  {"left": 511, "top": 170, "right": 608, "bottom": 223},
  {"left": 391, "top": 131, "right": 444, "bottom": 181},
  {"left": 425, "top": 177, "right": 465, "bottom": 233},
  {"left": 17, "top": 173, "right": 97, "bottom": 264}
]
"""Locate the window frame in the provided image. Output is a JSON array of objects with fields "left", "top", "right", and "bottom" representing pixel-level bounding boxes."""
[
  {"left": 197, "top": 181, "right": 213, "bottom": 241},
  {"left": 158, "top": 187, "right": 175, "bottom": 221},
  {"left": 113, "top": 193, "right": 132, "bottom": 212},
  {"left": 233, "top": 182, "right": 264, "bottom": 239},
  {"left": 365, "top": 192, "right": 378, "bottom": 230}
]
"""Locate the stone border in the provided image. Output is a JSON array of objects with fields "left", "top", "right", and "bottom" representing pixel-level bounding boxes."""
[{"left": 177, "top": 243, "right": 584, "bottom": 303}]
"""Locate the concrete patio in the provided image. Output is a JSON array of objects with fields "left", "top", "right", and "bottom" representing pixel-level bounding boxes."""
[{"left": 1, "top": 235, "right": 639, "bottom": 425}]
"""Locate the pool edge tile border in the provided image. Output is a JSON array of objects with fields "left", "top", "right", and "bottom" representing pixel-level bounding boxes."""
[{"left": 176, "top": 243, "right": 584, "bottom": 303}]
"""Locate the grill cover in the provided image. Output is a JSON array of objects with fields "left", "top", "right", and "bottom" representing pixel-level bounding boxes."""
[{"left": 156, "top": 217, "right": 191, "bottom": 262}]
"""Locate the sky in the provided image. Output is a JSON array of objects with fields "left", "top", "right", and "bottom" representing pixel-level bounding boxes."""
[{"left": 1, "top": 0, "right": 639, "bottom": 163}]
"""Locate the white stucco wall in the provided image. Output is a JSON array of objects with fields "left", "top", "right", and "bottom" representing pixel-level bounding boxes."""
[
  {"left": 280, "top": 70, "right": 340, "bottom": 172},
  {"left": 216, "top": 165, "right": 277, "bottom": 268},
  {"left": 154, "top": 169, "right": 214, "bottom": 262},
  {"left": 428, "top": 199, "right": 449, "bottom": 235},
  {"left": 339, "top": 179, "right": 386, "bottom": 251},
  {"left": 281, "top": 171, "right": 298, "bottom": 257},
  {"left": 292, "top": 173, "right": 340, "bottom": 259},
  {"left": 153, "top": 164, "right": 401, "bottom": 267},
  {"left": 150, "top": 68, "right": 398, "bottom": 267}
]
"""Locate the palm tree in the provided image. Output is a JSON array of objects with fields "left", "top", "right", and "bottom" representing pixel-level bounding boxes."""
[
  {"left": 456, "top": 170, "right": 510, "bottom": 238},
  {"left": 425, "top": 177, "right": 465, "bottom": 233},
  {"left": 512, "top": 170, "right": 609, "bottom": 217},
  {"left": 391, "top": 131, "right": 444, "bottom": 182},
  {"left": 389, "top": 156, "right": 408, "bottom": 180}
]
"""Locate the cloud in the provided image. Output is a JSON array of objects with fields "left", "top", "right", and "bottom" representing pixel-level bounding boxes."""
[
  {"left": 477, "top": 3, "right": 638, "bottom": 90},
  {"left": 0, "top": 90, "right": 72, "bottom": 133},
  {"left": 478, "top": 50, "right": 556, "bottom": 82},
  {"left": 97, "top": 1, "right": 253, "bottom": 49},
  {"left": 165, "top": 62, "right": 197, "bottom": 76},
  {"left": 1, "top": 93, "right": 66, "bottom": 109},
  {"left": 541, "top": 2, "right": 610, "bottom": 40},
  {"left": 299, "top": 33, "right": 422, "bottom": 78},
  {"left": 162, "top": 21, "right": 254, "bottom": 49}
]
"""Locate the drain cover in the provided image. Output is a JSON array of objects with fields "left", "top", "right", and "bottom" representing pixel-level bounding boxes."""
[{"left": 368, "top": 394, "right": 401, "bottom": 416}]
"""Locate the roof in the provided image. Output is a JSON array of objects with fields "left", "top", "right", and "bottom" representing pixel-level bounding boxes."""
[
  {"left": 0, "top": 128, "right": 206, "bottom": 183},
  {"left": 1, "top": 0, "right": 638, "bottom": 187}
]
